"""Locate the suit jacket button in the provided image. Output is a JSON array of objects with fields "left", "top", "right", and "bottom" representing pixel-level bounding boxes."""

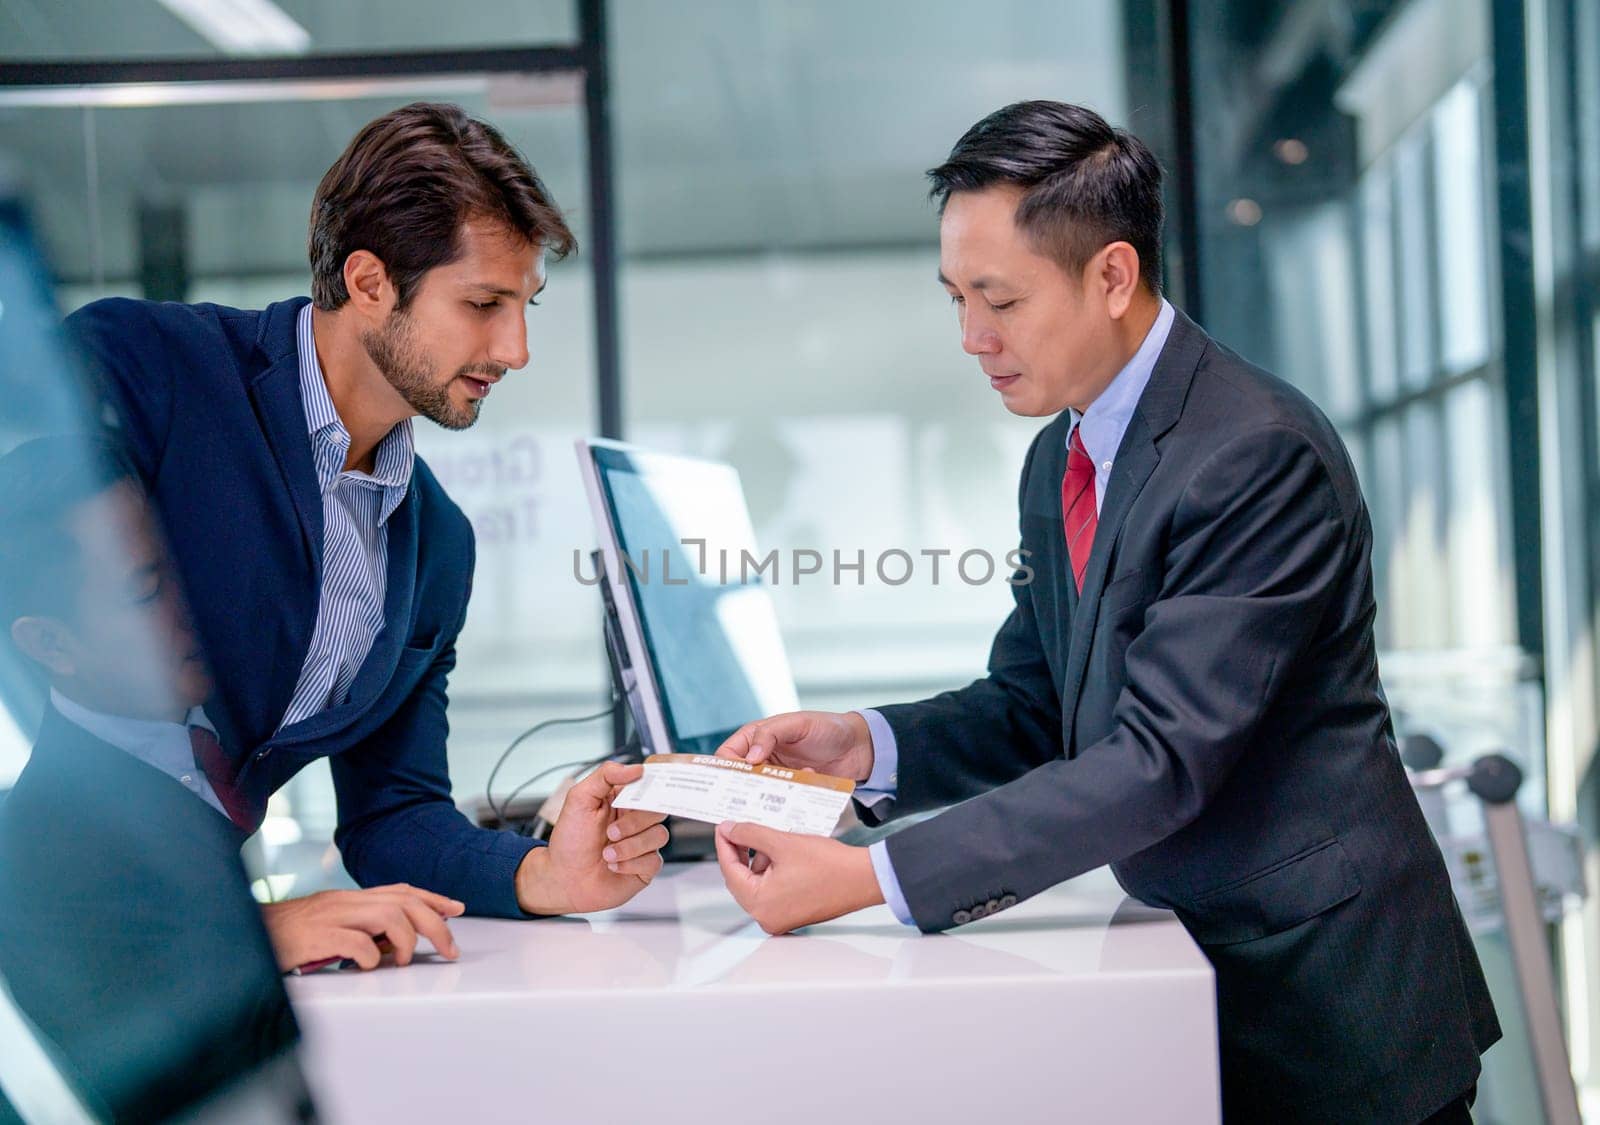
[
  {"left": 999, "top": 894, "right": 1017, "bottom": 909},
  {"left": 985, "top": 898, "right": 1001, "bottom": 913},
  {"left": 969, "top": 903, "right": 988, "bottom": 920},
  {"left": 952, "top": 910, "right": 972, "bottom": 925}
]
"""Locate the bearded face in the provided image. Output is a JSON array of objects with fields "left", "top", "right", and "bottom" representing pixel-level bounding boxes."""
[{"left": 361, "top": 305, "right": 505, "bottom": 432}]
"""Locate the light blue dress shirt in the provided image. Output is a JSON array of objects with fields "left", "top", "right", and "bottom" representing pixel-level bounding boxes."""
[
  {"left": 863, "top": 299, "right": 1176, "bottom": 925},
  {"left": 277, "top": 303, "right": 415, "bottom": 731},
  {"left": 50, "top": 687, "right": 228, "bottom": 819}
]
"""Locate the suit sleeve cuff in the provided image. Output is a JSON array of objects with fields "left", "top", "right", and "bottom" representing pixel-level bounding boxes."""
[
  {"left": 868, "top": 840, "right": 915, "bottom": 926},
  {"left": 472, "top": 835, "right": 547, "bottom": 919},
  {"left": 855, "top": 708, "right": 899, "bottom": 799}
]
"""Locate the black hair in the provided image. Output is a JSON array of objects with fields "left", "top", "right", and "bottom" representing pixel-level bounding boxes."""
[{"left": 928, "top": 100, "right": 1164, "bottom": 293}]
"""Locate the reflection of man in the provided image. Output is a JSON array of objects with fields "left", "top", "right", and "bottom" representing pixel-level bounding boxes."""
[
  {"left": 714, "top": 102, "right": 1498, "bottom": 1123},
  {"left": 0, "top": 438, "right": 300, "bottom": 1119},
  {"left": 65, "top": 102, "right": 665, "bottom": 921},
  {"left": 0, "top": 436, "right": 462, "bottom": 969}
]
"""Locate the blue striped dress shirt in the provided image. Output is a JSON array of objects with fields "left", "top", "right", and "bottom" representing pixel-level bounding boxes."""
[{"left": 278, "top": 303, "right": 415, "bottom": 731}]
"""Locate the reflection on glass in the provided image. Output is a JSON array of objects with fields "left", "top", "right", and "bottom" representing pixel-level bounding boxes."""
[
  {"left": 1260, "top": 202, "right": 1362, "bottom": 419},
  {"left": 1399, "top": 405, "right": 1447, "bottom": 647},
  {"left": 0, "top": 199, "right": 307, "bottom": 1122},
  {"left": 1359, "top": 161, "right": 1400, "bottom": 403},
  {"left": 1393, "top": 133, "right": 1436, "bottom": 390},
  {"left": 1432, "top": 76, "right": 1492, "bottom": 375},
  {"left": 0, "top": 0, "right": 577, "bottom": 62},
  {"left": 1443, "top": 379, "right": 1509, "bottom": 649},
  {"left": 6, "top": 82, "right": 601, "bottom": 862},
  {"left": 2, "top": 442, "right": 213, "bottom": 738},
  {"left": 1370, "top": 416, "right": 1405, "bottom": 650}
]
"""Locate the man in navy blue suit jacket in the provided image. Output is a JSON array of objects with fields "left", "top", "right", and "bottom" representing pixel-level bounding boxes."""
[{"left": 64, "top": 102, "right": 668, "bottom": 928}]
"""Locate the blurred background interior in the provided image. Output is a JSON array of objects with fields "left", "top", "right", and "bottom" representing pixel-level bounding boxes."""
[{"left": 1, "top": 0, "right": 1598, "bottom": 1120}]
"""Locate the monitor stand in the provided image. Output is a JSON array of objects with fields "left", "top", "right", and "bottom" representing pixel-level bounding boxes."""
[{"left": 596, "top": 550, "right": 648, "bottom": 766}]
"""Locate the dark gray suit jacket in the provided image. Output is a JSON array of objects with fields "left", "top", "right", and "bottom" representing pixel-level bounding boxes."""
[
  {"left": 0, "top": 708, "right": 298, "bottom": 1121},
  {"left": 863, "top": 310, "right": 1500, "bottom": 1123}
]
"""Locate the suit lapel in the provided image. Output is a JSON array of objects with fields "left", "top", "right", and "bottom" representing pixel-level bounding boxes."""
[
  {"left": 1059, "top": 415, "right": 1159, "bottom": 746},
  {"left": 1026, "top": 419, "right": 1077, "bottom": 680},
  {"left": 246, "top": 299, "right": 322, "bottom": 575},
  {"left": 1058, "top": 309, "right": 1211, "bottom": 749}
]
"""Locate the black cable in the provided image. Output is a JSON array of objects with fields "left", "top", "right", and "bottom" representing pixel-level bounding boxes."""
[
  {"left": 502, "top": 754, "right": 612, "bottom": 838},
  {"left": 508, "top": 723, "right": 645, "bottom": 838},
  {"left": 483, "top": 699, "right": 619, "bottom": 828}
]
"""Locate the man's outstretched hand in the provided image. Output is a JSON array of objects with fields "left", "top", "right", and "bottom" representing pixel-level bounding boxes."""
[{"left": 516, "top": 761, "right": 670, "bottom": 916}]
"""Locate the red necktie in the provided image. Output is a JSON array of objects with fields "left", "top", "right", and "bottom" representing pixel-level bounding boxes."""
[
  {"left": 1062, "top": 428, "right": 1098, "bottom": 592},
  {"left": 189, "top": 724, "right": 259, "bottom": 832}
]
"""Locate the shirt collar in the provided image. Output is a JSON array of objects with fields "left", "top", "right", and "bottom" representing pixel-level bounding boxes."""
[
  {"left": 50, "top": 686, "right": 212, "bottom": 752},
  {"left": 295, "top": 302, "right": 415, "bottom": 524},
  {"left": 1069, "top": 297, "right": 1176, "bottom": 467}
]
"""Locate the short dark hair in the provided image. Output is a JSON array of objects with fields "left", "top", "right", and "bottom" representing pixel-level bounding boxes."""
[
  {"left": 309, "top": 101, "right": 577, "bottom": 310},
  {"left": 0, "top": 435, "right": 134, "bottom": 631},
  {"left": 927, "top": 101, "right": 1164, "bottom": 294}
]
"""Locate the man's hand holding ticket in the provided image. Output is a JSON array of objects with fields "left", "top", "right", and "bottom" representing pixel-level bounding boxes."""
[
  {"left": 612, "top": 754, "right": 856, "bottom": 836},
  {"left": 662, "top": 712, "right": 887, "bottom": 936}
]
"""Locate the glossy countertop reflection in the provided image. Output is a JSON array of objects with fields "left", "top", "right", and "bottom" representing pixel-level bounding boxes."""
[{"left": 286, "top": 860, "right": 1209, "bottom": 1006}]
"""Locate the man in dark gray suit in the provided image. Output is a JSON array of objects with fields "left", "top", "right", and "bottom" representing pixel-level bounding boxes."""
[{"left": 712, "top": 101, "right": 1499, "bottom": 1123}]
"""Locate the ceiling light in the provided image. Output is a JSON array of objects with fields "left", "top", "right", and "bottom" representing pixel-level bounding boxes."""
[
  {"left": 155, "top": 0, "right": 312, "bottom": 56},
  {"left": 1227, "top": 198, "right": 1264, "bottom": 226},
  {"left": 1273, "top": 138, "right": 1310, "bottom": 165},
  {"left": 0, "top": 75, "right": 486, "bottom": 110}
]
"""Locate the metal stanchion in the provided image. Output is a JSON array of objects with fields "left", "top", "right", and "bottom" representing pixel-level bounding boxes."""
[{"left": 1409, "top": 754, "right": 1583, "bottom": 1125}]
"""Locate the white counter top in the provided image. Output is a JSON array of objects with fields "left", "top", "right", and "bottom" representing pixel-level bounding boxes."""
[{"left": 288, "top": 861, "right": 1219, "bottom": 1124}]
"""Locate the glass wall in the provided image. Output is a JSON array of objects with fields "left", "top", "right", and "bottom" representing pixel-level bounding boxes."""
[
  {"left": 611, "top": 0, "right": 1159, "bottom": 720},
  {"left": 0, "top": 78, "right": 603, "bottom": 887},
  {"left": 1187, "top": 0, "right": 1600, "bottom": 1116},
  {"left": 0, "top": 175, "right": 306, "bottom": 1125},
  {"left": 0, "top": 0, "right": 576, "bottom": 60},
  {"left": 1528, "top": 0, "right": 1600, "bottom": 1108},
  {"left": 7, "top": 0, "right": 1600, "bottom": 1114},
  {"left": 1188, "top": 0, "right": 1531, "bottom": 778},
  {"left": 0, "top": 0, "right": 1169, "bottom": 890}
]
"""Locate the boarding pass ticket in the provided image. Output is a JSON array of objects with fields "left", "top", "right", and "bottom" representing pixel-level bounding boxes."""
[{"left": 611, "top": 754, "right": 856, "bottom": 836}]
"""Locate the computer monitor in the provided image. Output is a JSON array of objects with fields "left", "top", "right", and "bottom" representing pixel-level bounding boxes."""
[{"left": 576, "top": 439, "right": 800, "bottom": 757}]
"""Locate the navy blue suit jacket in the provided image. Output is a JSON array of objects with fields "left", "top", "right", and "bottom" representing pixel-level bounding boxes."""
[{"left": 66, "top": 296, "right": 539, "bottom": 917}]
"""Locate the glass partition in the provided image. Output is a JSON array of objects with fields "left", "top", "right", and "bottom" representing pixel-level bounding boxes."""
[
  {"left": 1, "top": 78, "right": 608, "bottom": 877},
  {"left": 612, "top": 0, "right": 1151, "bottom": 716},
  {"left": 0, "top": 192, "right": 306, "bottom": 1125},
  {"left": 0, "top": 0, "right": 576, "bottom": 61}
]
